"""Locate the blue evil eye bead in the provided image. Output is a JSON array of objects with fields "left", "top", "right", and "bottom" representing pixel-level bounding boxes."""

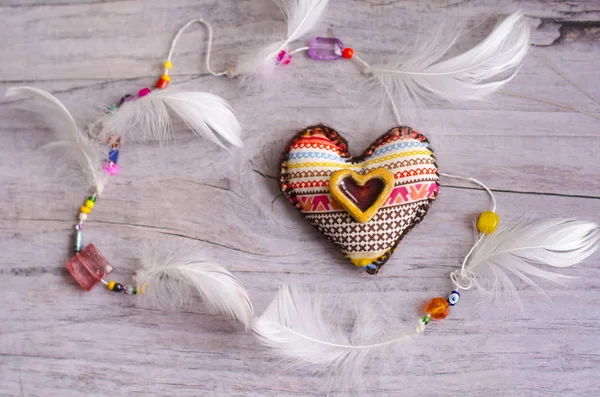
[{"left": 447, "top": 290, "right": 460, "bottom": 306}]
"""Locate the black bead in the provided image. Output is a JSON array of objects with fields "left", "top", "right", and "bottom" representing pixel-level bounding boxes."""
[{"left": 113, "top": 283, "right": 123, "bottom": 292}]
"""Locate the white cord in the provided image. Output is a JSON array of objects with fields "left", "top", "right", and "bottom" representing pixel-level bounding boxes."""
[
  {"left": 288, "top": 46, "right": 310, "bottom": 56},
  {"left": 439, "top": 172, "right": 496, "bottom": 212},
  {"left": 165, "top": 19, "right": 227, "bottom": 77}
]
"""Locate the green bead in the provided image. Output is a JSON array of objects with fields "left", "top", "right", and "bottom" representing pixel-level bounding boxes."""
[
  {"left": 422, "top": 315, "right": 430, "bottom": 325},
  {"left": 88, "top": 196, "right": 96, "bottom": 202}
]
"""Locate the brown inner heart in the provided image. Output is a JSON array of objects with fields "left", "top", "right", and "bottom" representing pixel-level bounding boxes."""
[{"left": 338, "top": 177, "right": 386, "bottom": 212}]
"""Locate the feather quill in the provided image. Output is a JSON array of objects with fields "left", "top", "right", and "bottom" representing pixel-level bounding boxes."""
[
  {"left": 135, "top": 250, "right": 254, "bottom": 328},
  {"left": 5, "top": 86, "right": 107, "bottom": 194},
  {"left": 95, "top": 88, "right": 242, "bottom": 147},
  {"left": 253, "top": 283, "right": 416, "bottom": 376},
  {"left": 466, "top": 219, "right": 600, "bottom": 300},
  {"left": 365, "top": 12, "right": 530, "bottom": 109},
  {"left": 229, "top": 0, "right": 329, "bottom": 76}
]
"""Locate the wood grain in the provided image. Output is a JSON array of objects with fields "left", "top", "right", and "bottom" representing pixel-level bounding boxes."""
[{"left": 1, "top": 1, "right": 599, "bottom": 396}]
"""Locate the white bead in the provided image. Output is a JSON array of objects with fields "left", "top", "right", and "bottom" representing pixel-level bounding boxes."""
[
  {"left": 416, "top": 323, "right": 425, "bottom": 333},
  {"left": 78, "top": 213, "right": 87, "bottom": 221}
]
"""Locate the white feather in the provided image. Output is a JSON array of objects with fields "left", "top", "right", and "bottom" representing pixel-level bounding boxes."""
[
  {"left": 134, "top": 250, "right": 254, "bottom": 328},
  {"left": 466, "top": 219, "right": 600, "bottom": 300},
  {"left": 230, "top": 0, "right": 329, "bottom": 76},
  {"left": 253, "top": 283, "right": 416, "bottom": 377},
  {"left": 96, "top": 88, "right": 243, "bottom": 147},
  {"left": 365, "top": 12, "right": 530, "bottom": 110},
  {"left": 5, "top": 86, "right": 107, "bottom": 194}
]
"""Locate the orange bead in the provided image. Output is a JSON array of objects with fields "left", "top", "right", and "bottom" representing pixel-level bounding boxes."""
[
  {"left": 425, "top": 297, "right": 450, "bottom": 320},
  {"left": 156, "top": 77, "right": 169, "bottom": 89},
  {"left": 342, "top": 47, "right": 354, "bottom": 59}
]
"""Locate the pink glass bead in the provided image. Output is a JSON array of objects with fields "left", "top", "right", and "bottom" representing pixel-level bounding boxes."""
[
  {"left": 308, "top": 37, "right": 344, "bottom": 61},
  {"left": 276, "top": 50, "right": 292, "bottom": 65},
  {"left": 102, "top": 162, "right": 120, "bottom": 175},
  {"left": 66, "top": 244, "right": 114, "bottom": 291},
  {"left": 138, "top": 88, "right": 151, "bottom": 97}
]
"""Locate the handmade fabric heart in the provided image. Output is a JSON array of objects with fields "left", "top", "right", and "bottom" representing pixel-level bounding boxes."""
[{"left": 280, "top": 125, "right": 439, "bottom": 274}]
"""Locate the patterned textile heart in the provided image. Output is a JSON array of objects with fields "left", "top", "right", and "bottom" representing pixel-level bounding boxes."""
[{"left": 280, "top": 125, "right": 439, "bottom": 274}]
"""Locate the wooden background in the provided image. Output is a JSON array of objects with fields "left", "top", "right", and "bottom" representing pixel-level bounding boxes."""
[{"left": 1, "top": 0, "right": 599, "bottom": 396}]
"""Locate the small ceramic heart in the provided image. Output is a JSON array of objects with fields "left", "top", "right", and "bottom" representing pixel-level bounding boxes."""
[
  {"left": 329, "top": 168, "right": 395, "bottom": 224},
  {"left": 280, "top": 125, "right": 439, "bottom": 274}
]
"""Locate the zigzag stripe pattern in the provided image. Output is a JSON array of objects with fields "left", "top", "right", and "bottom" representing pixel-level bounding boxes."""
[
  {"left": 290, "top": 141, "right": 348, "bottom": 155},
  {"left": 288, "top": 141, "right": 427, "bottom": 160},
  {"left": 286, "top": 158, "right": 437, "bottom": 179},
  {"left": 286, "top": 150, "right": 433, "bottom": 169}
]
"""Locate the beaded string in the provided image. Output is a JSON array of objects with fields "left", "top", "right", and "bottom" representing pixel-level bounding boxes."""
[
  {"left": 70, "top": 19, "right": 228, "bottom": 294},
  {"left": 414, "top": 173, "right": 498, "bottom": 333},
  {"left": 164, "top": 19, "right": 227, "bottom": 78},
  {"left": 270, "top": 37, "right": 504, "bottom": 332}
]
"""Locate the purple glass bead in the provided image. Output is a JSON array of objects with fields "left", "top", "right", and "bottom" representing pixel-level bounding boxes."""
[
  {"left": 308, "top": 37, "right": 344, "bottom": 61},
  {"left": 119, "top": 94, "right": 135, "bottom": 106},
  {"left": 138, "top": 88, "right": 151, "bottom": 97}
]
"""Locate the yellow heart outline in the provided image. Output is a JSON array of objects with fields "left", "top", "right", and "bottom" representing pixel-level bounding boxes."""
[{"left": 329, "top": 167, "right": 395, "bottom": 224}]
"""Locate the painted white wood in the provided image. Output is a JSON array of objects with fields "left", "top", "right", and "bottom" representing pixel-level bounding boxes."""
[{"left": 0, "top": 1, "right": 599, "bottom": 396}]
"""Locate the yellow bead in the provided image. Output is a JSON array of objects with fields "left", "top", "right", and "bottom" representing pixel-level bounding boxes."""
[
  {"left": 477, "top": 211, "right": 499, "bottom": 234},
  {"left": 80, "top": 205, "right": 91, "bottom": 214},
  {"left": 107, "top": 280, "right": 115, "bottom": 291},
  {"left": 161, "top": 74, "right": 171, "bottom": 81},
  {"left": 85, "top": 200, "right": 95, "bottom": 209},
  {"left": 163, "top": 60, "right": 173, "bottom": 69}
]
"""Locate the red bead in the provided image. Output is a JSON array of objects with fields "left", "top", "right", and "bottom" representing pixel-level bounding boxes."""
[
  {"left": 155, "top": 78, "right": 169, "bottom": 89},
  {"left": 342, "top": 48, "right": 354, "bottom": 59}
]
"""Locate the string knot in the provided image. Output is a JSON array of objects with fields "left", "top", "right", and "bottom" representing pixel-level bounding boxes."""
[{"left": 450, "top": 269, "right": 475, "bottom": 291}]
